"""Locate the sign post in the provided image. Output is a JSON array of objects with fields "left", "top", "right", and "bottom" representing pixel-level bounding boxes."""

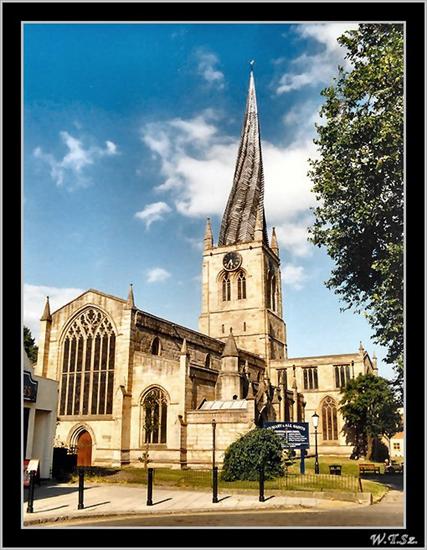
[
  {"left": 300, "top": 449, "right": 305, "bottom": 474},
  {"left": 264, "top": 422, "right": 310, "bottom": 474}
]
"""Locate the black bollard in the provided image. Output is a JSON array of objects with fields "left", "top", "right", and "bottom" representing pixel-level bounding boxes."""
[
  {"left": 26, "top": 470, "right": 36, "bottom": 513},
  {"left": 212, "top": 466, "right": 218, "bottom": 503},
  {"left": 147, "top": 468, "right": 153, "bottom": 506},
  {"left": 259, "top": 466, "right": 265, "bottom": 502},
  {"left": 77, "top": 467, "right": 85, "bottom": 509}
]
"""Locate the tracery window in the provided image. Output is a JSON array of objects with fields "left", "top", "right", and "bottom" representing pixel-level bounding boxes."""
[
  {"left": 222, "top": 273, "right": 231, "bottom": 301},
  {"left": 334, "top": 364, "right": 351, "bottom": 388},
  {"left": 237, "top": 272, "right": 246, "bottom": 299},
  {"left": 59, "top": 308, "right": 115, "bottom": 416},
  {"left": 321, "top": 396, "right": 338, "bottom": 441},
  {"left": 303, "top": 367, "right": 319, "bottom": 390},
  {"left": 142, "top": 387, "right": 168, "bottom": 444}
]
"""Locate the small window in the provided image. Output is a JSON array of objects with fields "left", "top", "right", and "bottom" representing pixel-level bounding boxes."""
[
  {"left": 204, "top": 353, "right": 211, "bottom": 369},
  {"left": 151, "top": 337, "right": 161, "bottom": 356},
  {"left": 393, "top": 442, "right": 400, "bottom": 450},
  {"left": 243, "top": 322, "right": 246, "bottom": 332},
  {"left": 221, "top": 324, "right": 225, "bottom": 334}
]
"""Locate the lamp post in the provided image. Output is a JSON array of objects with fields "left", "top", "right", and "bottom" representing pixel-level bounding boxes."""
[
  {"left": 212, "top": 419, "right": 216, "bottom": 469},
  {"left": 312, "top": 411, "right": 320, "bottom": 474},
  {"left": 212, "top": 419, "right": 218, "bottom": 503}
]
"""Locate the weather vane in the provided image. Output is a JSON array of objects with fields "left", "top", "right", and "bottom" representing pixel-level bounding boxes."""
[{"left": 249, "top": 59, "right": 255, "bottom": 71}]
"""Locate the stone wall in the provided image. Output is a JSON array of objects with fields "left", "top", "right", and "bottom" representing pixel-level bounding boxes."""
[
  {"left": 185, "top": 403, "right": 256, "bottom": 467},
  {"left": 274, "top": 351, "right": 374, "bottom": 455}
]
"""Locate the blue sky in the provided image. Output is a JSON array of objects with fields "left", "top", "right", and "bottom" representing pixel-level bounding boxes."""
[{"left": 23, "top": 22, "right": 395, "bottom": 379}]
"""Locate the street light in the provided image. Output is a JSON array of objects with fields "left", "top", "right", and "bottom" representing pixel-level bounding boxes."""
[
  {"left": 212, "top": 419, "right": 216, "bottom": 469},
  {"left": 312, "top": 412, "right": 320, "bottom": 474}
]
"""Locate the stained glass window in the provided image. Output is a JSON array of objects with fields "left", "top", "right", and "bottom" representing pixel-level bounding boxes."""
[
  {"left": 142, "top": 388, "right": 168, "bottom": 444},
  {"left": 321, "top": 396, "right": 338, "bottom": 441},
  {"left": 59, "top": 308, "right": 115, "bottom": 416}
]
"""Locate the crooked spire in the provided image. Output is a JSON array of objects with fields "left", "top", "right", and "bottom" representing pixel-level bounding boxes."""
[{"left": 218, "top": 65, "right": 268, "bottom": 246}]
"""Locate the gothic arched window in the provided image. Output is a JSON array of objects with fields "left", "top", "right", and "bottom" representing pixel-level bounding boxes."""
[
  {"left": 141, "top": 387, "right": 168, "bottom": 444},
  {"left": 59, "top": 308, "right": 116, "bottom": 417},
  {"left": 266, "top": 269, "right": 278, "bottom": 312},
  {"left": 222, "top": 273, "right": 231, "bottom": 301},
  {"left": 151, "top": 337, "right": 161, "bottom": 356},
  {"left": 321, "top": 396, "right": 338, "bottom": 441},
  {"left": 204, "top": 353, "right": 212, "bottom": 369},
  {"left": 270, "top": 275, "right": 277, "bottom": 311},
  {"left": 237, "top": 271, "right": 246, "bottom": 300}
]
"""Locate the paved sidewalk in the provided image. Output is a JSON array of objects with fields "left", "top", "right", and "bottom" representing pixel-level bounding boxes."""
[{"left": 23, "top": 482, "right": 363, "bottom": 526}]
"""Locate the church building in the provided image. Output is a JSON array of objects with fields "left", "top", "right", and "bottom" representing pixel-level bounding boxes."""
[{"left": 34, "top": 68, "right": 376, "bottom": 468}]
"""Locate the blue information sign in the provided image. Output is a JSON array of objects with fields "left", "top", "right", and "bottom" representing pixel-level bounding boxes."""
[{"left": 264, "top": 421, "right": 310, "bottom": 450}]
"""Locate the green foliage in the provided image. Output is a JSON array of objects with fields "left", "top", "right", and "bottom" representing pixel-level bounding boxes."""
[
  {"left": 221, "top": 428, "right": 285, "bottom": 481},
  {"left": 24, "top": 326, "right": 38, "bottom": 363},
  {"left": 308, "top": 24, "right": 403, "bottom": 382},
  {"left": 339, "top": 373, "right": 402, "bottom": 458}
]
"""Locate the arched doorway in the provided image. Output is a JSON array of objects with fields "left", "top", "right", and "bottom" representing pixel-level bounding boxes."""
[{"left": 76, "top": 430, "right": 92, "bottom": 466}]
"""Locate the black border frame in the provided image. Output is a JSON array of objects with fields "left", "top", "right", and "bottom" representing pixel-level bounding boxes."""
[{"left": 2, "top": 2, "right": 425, "bottom": 548}]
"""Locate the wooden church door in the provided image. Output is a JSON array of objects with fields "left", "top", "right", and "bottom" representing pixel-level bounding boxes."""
[{"left": 77, "top": 430, "right": 92, "bottom": 467}]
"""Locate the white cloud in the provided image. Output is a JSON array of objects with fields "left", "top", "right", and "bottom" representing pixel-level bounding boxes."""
[
  {"left": 24, "top": 284, "right": 84, "bottom": 340},
  {"left": 276, "top": 23, "right": 359, "bottom": 94},
  {"left": 146, "top": 267, "right": 171, "bottom": 283},
  {"left": 33, "top": 131, "right": 118, "bottom": 189},
  {"left": 185, "top": 236, "right": 204, "bottom": 251},
  {"left": 141, "top": 107, "right": 319, "bottom": 259},
  {"left": 135, "top": 201, "right": 172, "bottom": 228},
  {"left": 196, "top": 50, "right": 225, "bottom": 89},
  {"left": 282, "top": 264, "right": 307, "bottom": 290},
  {"left": 274, "top": 217, "right": 314, "bottom": 258}
]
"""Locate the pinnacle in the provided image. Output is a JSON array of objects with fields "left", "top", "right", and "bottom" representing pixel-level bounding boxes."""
[
  {"left": 204, "top": 217, "right": 213, "bottom": 250},
  {"left": 125, "top": 284, "right": 135, "bottom": 309},
  {"left": 271, "top": 227, "right": 279, "bottom": 256},
  {"left": 222, "top": 328, "right": 239, "bottom": 358},
  {"left": 40, "top": 296, "right": 52, "bottom": 322}
]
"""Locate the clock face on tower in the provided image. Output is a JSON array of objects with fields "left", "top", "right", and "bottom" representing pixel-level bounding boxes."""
[{"left": 223, "top": 252, "right": 242, "bottom": 271}]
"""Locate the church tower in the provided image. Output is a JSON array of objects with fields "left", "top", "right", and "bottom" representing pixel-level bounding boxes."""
[{"left": 199, "top": 65, "right": 287, "bottom": 370}]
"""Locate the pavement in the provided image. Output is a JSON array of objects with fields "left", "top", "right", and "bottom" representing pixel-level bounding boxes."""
[{"left": 23, "top": 482, "right": 368, "bottom": 526}]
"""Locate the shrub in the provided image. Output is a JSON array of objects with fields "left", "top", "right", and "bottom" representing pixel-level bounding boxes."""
[{"left": 221, "top": 428, "right": 285, "bottom": 481}]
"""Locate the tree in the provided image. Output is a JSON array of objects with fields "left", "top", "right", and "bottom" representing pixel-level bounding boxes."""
[
  {"left": 308, "top": 24, "right": 404, "bottom": 386},
  {"left": 339, "top": 373, "right": 402, "bottom": 459},
  {"left": 221, "top": 428, "right": 284, "bottom": 481},
  {"left": 24, "top": 326, "right": 38, "bottom": 363}
]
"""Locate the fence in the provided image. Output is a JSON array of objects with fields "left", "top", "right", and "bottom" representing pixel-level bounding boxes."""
[
  {"left": 66, "top": 466, "right": 361, "bottom": 494},
  {"left": 129, "top": 468, "right": 360, "bottom": 493},
  {"left": 276, "top": 473, "right": 359, "bottom": 493}
]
